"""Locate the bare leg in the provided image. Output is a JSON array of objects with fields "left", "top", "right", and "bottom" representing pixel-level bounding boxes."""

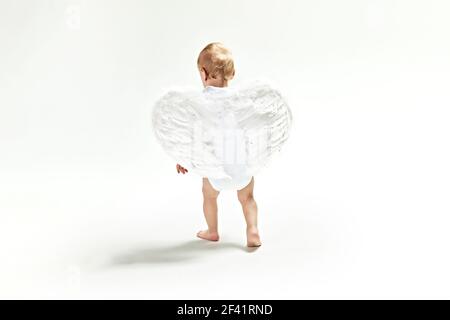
[
  {"left": 197, "top": 178, "right": 220, "bottom": 241},
  {"left": 237, "top": 177, "right": 261, "bottom": 247}
]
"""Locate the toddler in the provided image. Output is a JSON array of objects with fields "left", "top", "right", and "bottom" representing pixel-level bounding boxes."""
[
  {"left": 176, "top": 43, "right": 261, "bottom": 247},
  {"left": 153, "top": 42, "right": 292, "bottom": 248}
]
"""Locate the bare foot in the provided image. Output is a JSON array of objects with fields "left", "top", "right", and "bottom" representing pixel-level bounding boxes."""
[
  {"left": 246, "top": 227, "right": 262, "bottom": 247},
  {"left": 197, "top": 230, "right": 219, "bottom": 242}
]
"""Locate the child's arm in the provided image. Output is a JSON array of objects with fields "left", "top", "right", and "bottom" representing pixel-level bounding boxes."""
[{"left": 176, "top": 163, "right": 188, "bottom": 174}]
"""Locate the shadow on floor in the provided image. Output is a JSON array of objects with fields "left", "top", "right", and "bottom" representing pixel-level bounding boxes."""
[{"left": 108, "top": 239, "right": 258, "bottom": 266}]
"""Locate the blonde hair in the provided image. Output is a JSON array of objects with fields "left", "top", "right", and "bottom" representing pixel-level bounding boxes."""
[{"left": 197, "top": 42, "right": 235, "bottom": 81}]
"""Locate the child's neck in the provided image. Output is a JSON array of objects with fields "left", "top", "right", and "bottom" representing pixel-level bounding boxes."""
[{"left": 205, "top": 78, "right": 228, "bottom": 88}]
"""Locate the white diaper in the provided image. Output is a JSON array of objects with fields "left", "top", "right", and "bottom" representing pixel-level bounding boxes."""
[{"left": 208, "top": 171, "right": 253, "bottom": 191}]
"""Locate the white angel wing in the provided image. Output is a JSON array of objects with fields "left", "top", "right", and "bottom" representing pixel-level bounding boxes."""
[
  {"left": 152, "top": 89, "right": 231, "bottom": 179},
  {"left": 228, "top": 81, "right": 293, "bottom": 175},
  {"left": 152, "top": 80, "right": 292, "bottom": 178}
]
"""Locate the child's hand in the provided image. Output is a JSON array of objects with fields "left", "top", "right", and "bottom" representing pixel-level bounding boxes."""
[{"left": 176, "top": 163, "right": 188, "bottom": 174}]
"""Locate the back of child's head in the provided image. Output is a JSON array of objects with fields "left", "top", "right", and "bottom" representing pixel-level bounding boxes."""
[{"left": 197, "top": 42, "right": 235, "bottom": 81}]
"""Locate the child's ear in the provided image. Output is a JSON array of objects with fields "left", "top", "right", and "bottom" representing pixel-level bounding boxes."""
[{"left": 202, "top": 67, "right": 209, "bottom": 81}]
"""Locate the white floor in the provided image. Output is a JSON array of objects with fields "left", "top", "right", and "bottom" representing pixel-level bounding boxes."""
[{"left": 2, "top": 109, "right": 450, "bottom": 299}]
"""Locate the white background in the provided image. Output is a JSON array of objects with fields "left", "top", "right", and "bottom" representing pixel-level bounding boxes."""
[{"left": 1, "top": 0, "right": 449, "bottom": 299}]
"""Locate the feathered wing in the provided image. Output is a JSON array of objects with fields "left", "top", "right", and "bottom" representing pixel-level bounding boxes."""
[
  {"left": 227, "top": 81, "right": 293, "bottom": 176},
  {"left": 152, "top": 81, "right": 292, "bottom": 179},
  {"left": 152, "top": 89, "right": 231, "bottom": 179}
]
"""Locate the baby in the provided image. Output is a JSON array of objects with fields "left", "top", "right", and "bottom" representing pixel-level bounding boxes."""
[{"left": 176, "top": 43, "right": 262, "bottom": 247}]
